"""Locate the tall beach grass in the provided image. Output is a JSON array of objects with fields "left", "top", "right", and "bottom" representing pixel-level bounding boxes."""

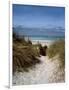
[
  {"left": 47, "top": 39, "right": 65, "bottom": 68},
  {"left": 13, "top": 33, "right": 41, "bottom": 73}
]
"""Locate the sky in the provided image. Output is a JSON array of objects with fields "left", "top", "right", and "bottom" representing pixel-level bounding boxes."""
[{"left": 13, "top": 4, "right": 65, "bottom": 28}]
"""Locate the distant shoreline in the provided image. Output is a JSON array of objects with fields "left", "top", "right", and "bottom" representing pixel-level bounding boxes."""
[{"left": 31, "top": 39, "right": 55, "bottom": 47}]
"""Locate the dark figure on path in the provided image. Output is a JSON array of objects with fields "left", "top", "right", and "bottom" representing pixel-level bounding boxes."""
[
  {"left": 39, "top": 45, "right": 48, "bottom": 56},
  {"left": 43, "top": 45, "right": 48, "bottom": 56}
]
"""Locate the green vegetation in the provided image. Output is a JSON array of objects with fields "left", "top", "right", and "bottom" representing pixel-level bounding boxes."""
[
  {"left": 13, "top": 33, "right": 41, "bottom": 73},
  {"left": 47, "top": 39, "right": 65, "bottom": 67}
]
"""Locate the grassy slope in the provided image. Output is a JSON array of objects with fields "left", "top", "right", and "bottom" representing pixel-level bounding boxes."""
[
  {"left": 13, "top": 33, "right": 41, "bottom": 73},
  {"left": 47, "top": 39, "right": 65, "bottom": 68}
]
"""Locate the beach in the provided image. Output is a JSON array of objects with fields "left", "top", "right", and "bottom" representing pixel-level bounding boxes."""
[
  {"left": 13, "top": 40, "right": 65, "bottom": 85},
  {"left": 31, "top": 39, "right": 54, "bottom": 47},
  {"left": 13, "top": 5, "right": 65, "bottom": 86},
  {"left": 13, "top": 56, "right": 64, "bottom": 85}
]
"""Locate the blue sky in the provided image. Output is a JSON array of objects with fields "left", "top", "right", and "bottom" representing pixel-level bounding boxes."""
[{"left": 13, "top": 4, "right": 65, "bottom": 28}]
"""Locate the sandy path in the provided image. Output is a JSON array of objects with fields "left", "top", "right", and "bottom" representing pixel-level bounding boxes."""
[{"left": 13, "top": 56, "right": 65, "bottom": 85}]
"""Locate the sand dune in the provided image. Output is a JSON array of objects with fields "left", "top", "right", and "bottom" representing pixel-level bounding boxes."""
[{"left": 13, "top": 56, "right": 65, "bottom": 85}]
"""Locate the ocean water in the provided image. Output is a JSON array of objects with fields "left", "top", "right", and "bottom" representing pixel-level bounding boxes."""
[
  {"left": 29, "top": 36, "right": 65, "bottom": 41},
  {"left": 13, "top": 27, "right": 65, "bottom": 41}
]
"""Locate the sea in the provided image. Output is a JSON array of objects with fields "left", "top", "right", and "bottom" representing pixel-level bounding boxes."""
[{"left": 26, "top": 35, "right": 65, "bottom": 41}]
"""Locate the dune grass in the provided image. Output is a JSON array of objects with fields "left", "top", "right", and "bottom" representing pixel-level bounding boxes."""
[
  {"left": 13, "top": 33, "right": 41, "bottom": 73},
  {"left": 47, "top": 39, "right": 65, "bottom": 68}
]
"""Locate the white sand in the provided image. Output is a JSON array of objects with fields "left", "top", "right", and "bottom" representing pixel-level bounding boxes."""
[
  {"left": 13, "top": 56, "right": 65, "bottom": 85},
  {"left": 13, "top": 40, "right": 65, "bottom": 85},
  {"left": 31, "top": 40, "right": 54, "bottom": 47}
]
